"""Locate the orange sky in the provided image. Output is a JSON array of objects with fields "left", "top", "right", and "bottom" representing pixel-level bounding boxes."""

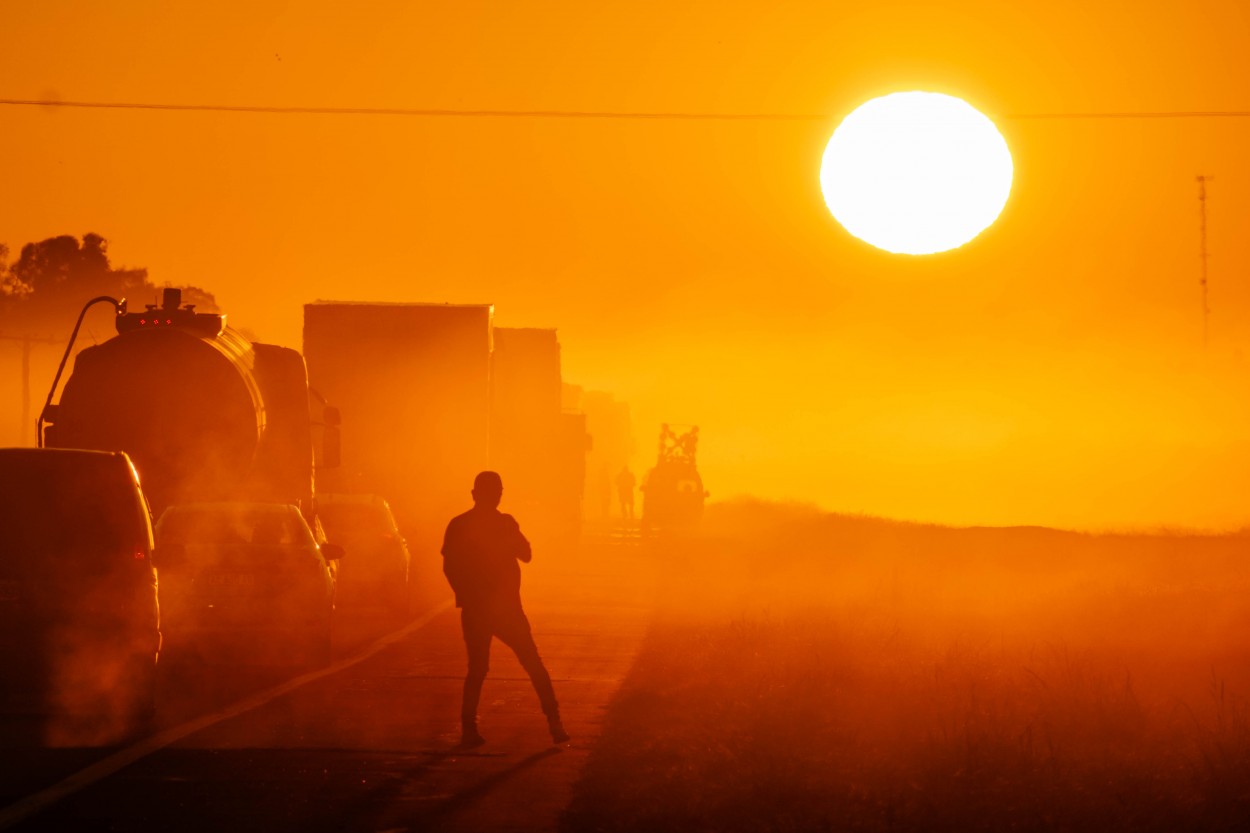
[{"left": 3, "top": 0, "right": 1250, "bottom": 530}]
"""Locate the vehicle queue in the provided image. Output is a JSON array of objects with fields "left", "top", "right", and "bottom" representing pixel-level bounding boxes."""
[{"left": 0, "top": 445, "right": 414, "bottom": 742}]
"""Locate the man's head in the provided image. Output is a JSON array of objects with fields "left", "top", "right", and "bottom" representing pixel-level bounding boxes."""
[{"left": 472, "top": 470, "right": 504, "bottom": 509}]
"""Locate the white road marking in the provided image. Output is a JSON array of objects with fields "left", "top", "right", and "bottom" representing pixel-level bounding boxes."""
[{"left": 0, "top": 600, "right": 453, "bottom": 831}]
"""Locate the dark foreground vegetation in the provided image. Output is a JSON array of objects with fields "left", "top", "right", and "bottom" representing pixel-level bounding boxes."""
[{"left": 564, "top": 501, "right": 1250, "bottom": 832}]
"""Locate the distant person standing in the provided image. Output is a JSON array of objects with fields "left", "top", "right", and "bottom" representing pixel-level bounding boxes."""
[
  {"left": 441, "top": 471, "right": 568, "bottom": 748},
  {"left": 616, "top": 465, "right": 636, "bottom": 521},
  {"left": 597, "top": 463, "right": 613, "bottom": 520}
]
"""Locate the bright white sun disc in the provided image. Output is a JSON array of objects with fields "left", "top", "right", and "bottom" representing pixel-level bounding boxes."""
[{"left": 820, "top": 92, "right": 1013, "bottom": 255}]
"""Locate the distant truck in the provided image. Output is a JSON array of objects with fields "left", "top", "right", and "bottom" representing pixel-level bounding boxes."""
[
  {"left": 641, "top": 424, "right": 707, "bottom": 532},
  {"left": 303, "top": 307, "right": 588, "bottom": 545},
  {"left": 303, "top": 302, "right": 493, "bottom": 543},
  {"left": 491, "top": 327, "right": 588, "bottom": 538},
  {"left": 40, "top": 289, "right": 337, "bottom": 526}
]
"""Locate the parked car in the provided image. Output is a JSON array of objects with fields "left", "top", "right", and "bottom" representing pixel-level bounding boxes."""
[
  {"left": 154, "top": 502, "right": 341, "bottom": 667},
  {"left": 316, "top": 494, "right": 410, "bottom": 613},
  {"left": 0, "top": 448, "right": 160, "bottom": 741}
]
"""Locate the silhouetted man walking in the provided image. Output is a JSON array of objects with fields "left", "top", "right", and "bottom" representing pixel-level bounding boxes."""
[{"left": 441, "top": 471, "right": 568, "bottom": 748}]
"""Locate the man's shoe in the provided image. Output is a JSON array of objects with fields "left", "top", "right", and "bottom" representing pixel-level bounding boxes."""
[
  {"left": 459, "top": 729, "right": 486, "bottom": 749},
  {"left": 549, "top": 720, "right": 570, "bottom": 744}
]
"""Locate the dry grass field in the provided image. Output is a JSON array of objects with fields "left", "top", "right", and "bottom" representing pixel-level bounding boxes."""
[{"left": 563, "top": 501, "right": 1250, "bottom": 832}]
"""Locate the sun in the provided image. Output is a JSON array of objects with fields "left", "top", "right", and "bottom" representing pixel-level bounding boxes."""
[{"left": 820, "top": 92, "right": 1013, "bottom": 255}]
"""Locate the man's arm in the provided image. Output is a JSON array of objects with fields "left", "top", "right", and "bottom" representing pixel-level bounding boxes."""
[
  {"left": 441, "top": 519, "right": 466, "bottom": 600},
  {"left": 504, "top": 514, "right": 532, "bottom": 563}
]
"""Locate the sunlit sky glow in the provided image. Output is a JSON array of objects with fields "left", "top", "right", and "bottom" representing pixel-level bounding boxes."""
[{"left": 3, "top": 1, "right": 1250, "bottom": 530}]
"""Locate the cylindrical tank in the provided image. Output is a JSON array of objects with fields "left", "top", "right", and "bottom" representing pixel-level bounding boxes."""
[
  {"left": 47, "top": 325, "right": 267, "bottom": 515},
  {"left": 43, "top": 289, "right": 321, "bottom": 525}
]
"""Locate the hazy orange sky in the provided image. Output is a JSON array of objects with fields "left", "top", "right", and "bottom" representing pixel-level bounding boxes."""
[{"left": 3, "top": 1, "right": 1250, "bottom": 530}]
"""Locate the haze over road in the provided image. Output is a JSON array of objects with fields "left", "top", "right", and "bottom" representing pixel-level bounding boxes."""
[{"left": 0, "top": 536, "right": 655, "bottom": 833}]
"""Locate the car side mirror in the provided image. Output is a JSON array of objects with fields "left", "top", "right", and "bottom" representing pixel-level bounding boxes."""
[{"left": 321, "top": 542, "right": 345, "bottom": 562}]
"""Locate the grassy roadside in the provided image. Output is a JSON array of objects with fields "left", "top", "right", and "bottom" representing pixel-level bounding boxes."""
[{"left": 562, "top": 503, "right": 1250, "bottom": 832}]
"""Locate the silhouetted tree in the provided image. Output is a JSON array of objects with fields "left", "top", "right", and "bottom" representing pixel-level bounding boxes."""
[
  {"left": 0, "top": 243, "right": 15, "bottom": 299},
  {"left": 0, "top": 233, "right": 217, "bottom": 336}
]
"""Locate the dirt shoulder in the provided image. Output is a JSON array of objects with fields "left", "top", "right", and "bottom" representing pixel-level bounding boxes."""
[{"left": 562, "top": 505, "right": 1250, "bottom": 832}]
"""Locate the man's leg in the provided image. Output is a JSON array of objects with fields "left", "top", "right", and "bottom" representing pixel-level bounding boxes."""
[
  {"left": 460, "top": 607, "right": 492, "bottom": 746},
  {"left": 495, "top": 606, "right": 568, "bottom": 742}
]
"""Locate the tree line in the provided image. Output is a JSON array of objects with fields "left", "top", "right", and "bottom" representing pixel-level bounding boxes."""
[{"left": 0, "top": 233, "right": 216, "bottom": 336}]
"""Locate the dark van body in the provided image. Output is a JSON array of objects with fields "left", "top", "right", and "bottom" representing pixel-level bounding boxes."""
[{"left": 0, "top": 448, "right": 160, "bottom": 742}]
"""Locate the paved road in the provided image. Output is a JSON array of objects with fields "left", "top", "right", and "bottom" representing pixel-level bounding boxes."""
[{"left": 0, "top": 532, "right": 655, "bottom": 832}]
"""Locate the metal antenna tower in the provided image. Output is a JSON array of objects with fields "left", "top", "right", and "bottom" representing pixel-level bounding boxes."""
[{"left": 1197, "top": 175, "right": 1213, "bottom": 347}]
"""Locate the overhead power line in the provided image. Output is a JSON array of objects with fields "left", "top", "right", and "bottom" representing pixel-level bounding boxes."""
[
  {"left": 1, "top": 97, "right": 1249, "bottom": 121},
  {"left": 0, "top": 98, "right": 820, "bottom": 120},
  {"left": 1004, "top": 110, "right": 1250, "bottom": 120}
]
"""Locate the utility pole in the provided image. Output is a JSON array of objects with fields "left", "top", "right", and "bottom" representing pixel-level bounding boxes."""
[
  {"left": 1197, "top": 175, "right": 1213, "bottom": 348},
  {"left": 21, "top": 336, "right": 30, "bottom": 445},
  {"left": 0, "top": 333, "right": 63, "bottom": 445}
]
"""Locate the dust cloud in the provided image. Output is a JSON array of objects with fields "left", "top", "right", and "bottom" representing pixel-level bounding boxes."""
[{"left": 566, "top": 499, "right": 1250, "bottom": 830}]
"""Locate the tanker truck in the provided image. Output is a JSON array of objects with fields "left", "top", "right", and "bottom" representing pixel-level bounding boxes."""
[{"left": 39, "top": 289, "right": 338, "bottom": 524}]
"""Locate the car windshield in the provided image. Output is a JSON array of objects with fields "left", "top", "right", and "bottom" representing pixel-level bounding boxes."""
[
  {"left": 0, "top": 453, "right": 146, "bottom": 568},
  {"left": 317, "top": 503, "right": 394, "bottom": 537},
  {"left": 159, "top": 506, "right": 314, "bottom": 549}
]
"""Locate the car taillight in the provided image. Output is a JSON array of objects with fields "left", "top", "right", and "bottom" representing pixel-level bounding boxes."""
[{"left": 134, "top": 549, "right": 146, "bottom": 560}]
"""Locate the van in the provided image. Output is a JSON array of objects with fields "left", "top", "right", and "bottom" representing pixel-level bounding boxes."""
[{"left": 0, "top": 448, "right": 160, "bottom": 743}]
